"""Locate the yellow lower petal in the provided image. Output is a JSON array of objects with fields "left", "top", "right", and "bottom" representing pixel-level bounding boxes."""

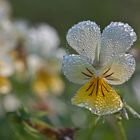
[{"left": 72, "top": 77, "right": 123, "bottom": 115}]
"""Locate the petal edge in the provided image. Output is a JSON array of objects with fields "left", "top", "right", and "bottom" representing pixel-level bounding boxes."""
[{"left": 62, "top": 54, "right": 95, "bottom": 84}]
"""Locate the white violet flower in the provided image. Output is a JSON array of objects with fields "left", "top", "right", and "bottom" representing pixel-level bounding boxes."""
[{"left": 62, "top": 21, "right": 137, "bottom": 116}]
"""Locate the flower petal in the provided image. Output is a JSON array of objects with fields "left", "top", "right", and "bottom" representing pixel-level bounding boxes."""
[
  {"left": 66, "top": 21, "right": 101, "bottom": 62},
  {"left": 62, "top": 54, "right": 95, "bottom": 84},
  {"left": 101, "top": 54, "right": 135, "bottom": 85},
  {"left": 100, "top": 22, "right": 137, "bottom": 65},
  {"left": 72, "top": 77, "right": 123, "bottom": 115}
]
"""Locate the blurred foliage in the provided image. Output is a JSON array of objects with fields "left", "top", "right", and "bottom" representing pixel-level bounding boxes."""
[{"left": 10, "top": 0, "right": 140, "bottom": 44}]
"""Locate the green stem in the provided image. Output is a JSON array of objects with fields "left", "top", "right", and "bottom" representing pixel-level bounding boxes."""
[
  {"left": 86, "top": 116, "right": 100, "bottom": 140},
  {"left": 116, "top": 119, "right": 127, "bottom": 140}
]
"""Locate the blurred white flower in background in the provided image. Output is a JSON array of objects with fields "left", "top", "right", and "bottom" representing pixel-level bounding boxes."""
[
  {"left": 25, "top": 24, "right": 60, "bottom": 57},
  {"left": 27, "top": 54, "right": 43, "bottom": 74},
  {"left": 13, "top": 20, "right": 29, "bottom": 41},
  {"left": 5, "top": 20, "right": 66, "bottom": 97},
  {"left": 0, "top": 0, "right": 66, "bottom": 115},
  {"left": 0, "top": 55, "right": 14, "bottom": 76},
  {"left": 7, "top": 20, "right": 66, "bottom": 98},
  {"left": 0, "top": 55, "right": 14, "bottom": 94},
  {"left": 23, "top": 24, "right": 65, "bottom": 97},
  {"left": 10, "top": 20, "right": 29, "bottom": 75},
  {"left": 0, "top": 1, "right": 16, "bottom": 94},
  {"left": 3, "top": 94, "right": 20, "bottom": 112},
  {"left": 0, "top": 52, "right": 14, "bottom": 94},
  {"left": 0, "top": 19, "right": 17, "bottom": 54},
  {"left": 0, "top": 0, "right": 11, "bottom": 20}
]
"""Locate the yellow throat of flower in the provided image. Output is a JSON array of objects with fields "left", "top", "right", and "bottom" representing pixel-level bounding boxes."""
[{"left": 72, "top": 76, "right": 123, "bottom": 115}]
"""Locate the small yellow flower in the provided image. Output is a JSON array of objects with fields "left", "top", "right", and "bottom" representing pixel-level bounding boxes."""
[
  {"left": 63, "top": 21, "right": 137, "bottom": 115},
  {"left": 32, "top": 68, "right": 64, "bottom": 97},
  {"left": 28, "top": 55, "right": 65, "bottom": 98}
]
